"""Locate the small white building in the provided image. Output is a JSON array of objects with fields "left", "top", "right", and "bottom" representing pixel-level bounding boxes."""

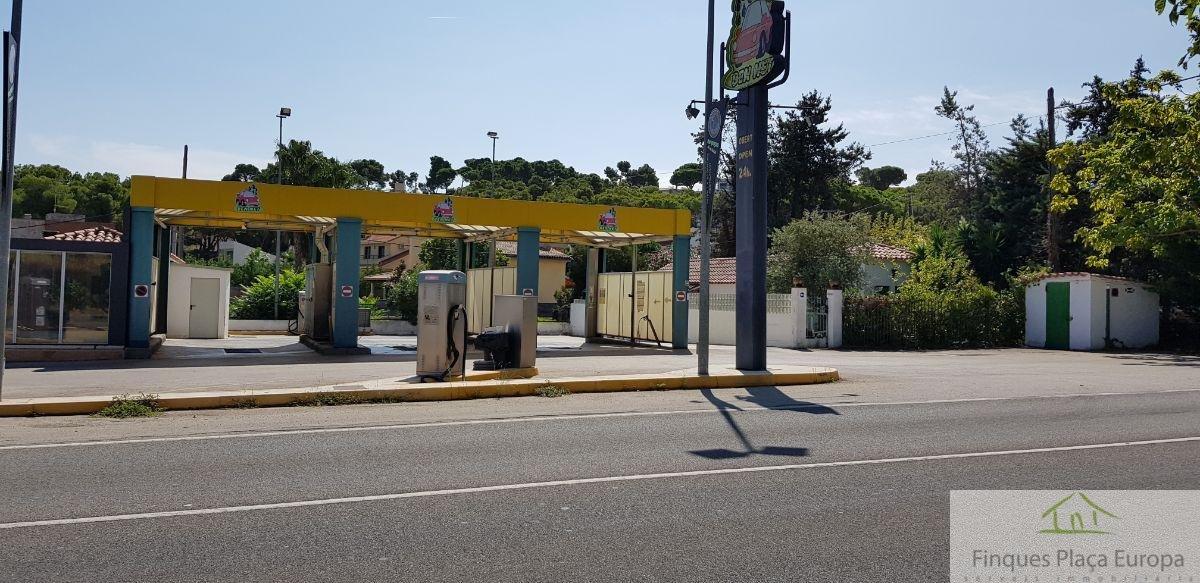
[
  {"left": 167, "top": 264, "right": 232, "bottom": 339},
  {"left": 1025, "top": 273, "right": 1160, "bottom": 351},
  {"left": 216, "top": 240, "right": 277, "bottom": 265}
]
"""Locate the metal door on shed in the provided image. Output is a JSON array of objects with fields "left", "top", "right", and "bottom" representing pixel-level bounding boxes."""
[{"left": 1045, "top": 282, "right": 1071, "bottom": 350}]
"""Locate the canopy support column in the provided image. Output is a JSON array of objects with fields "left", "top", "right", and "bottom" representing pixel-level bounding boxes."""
[
  {"left": 516, "top": 227, "right": 540, "bottom": 299},
  {"left": 126, "top": 207, "right": 155, "bottom": 349},
  {"left": 332, "top": 218, "right": 362, "bottom": 349},
  {"left": 672, "top": 235, "right": 690, "bottom": 350}
]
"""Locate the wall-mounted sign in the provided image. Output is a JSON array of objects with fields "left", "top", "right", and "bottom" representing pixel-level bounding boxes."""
[
  {"left": 722, "top": 0, "right": 786, "bottom": 91},
  {"left": 522, "top": 289, "right": 535, "bottom": 297},
  {"left": 598, "top": 208, "right": 618, "bottom": 232},
  {"left": 341, "top": 285, "right": 354, "bottom": 298},
  {"left": 676, "top": 291, "right": 688, "bottom": 302},
  {"left": 433, "top": 197, "right": 455, "bottom": 224},
  {"left": 133, "top": 284, "right": 150, "bottom": 298},
  {"left": 234, "top": 184, "right": 263, "bottom": 213}
]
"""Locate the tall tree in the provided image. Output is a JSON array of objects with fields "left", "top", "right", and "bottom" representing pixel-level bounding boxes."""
[
  {"left": 935, "top": 87, "right": 990, "bottom": 209},
  {"left": 1156, "top": 0, "right": 1200, "bottom": 67},
  {"left": 422, "top": 156, "right": 457, "bottom": 193},
  {"left": 855, "top": 165, "right": 908, "bottom": 191},
  {"left": 768, "top": 90, "right": 870, "bottom": 225},
  {"left": 348, "top": 159, "right": 388, "bottom": 190},
  {"left": 669, "top": 163, "right": 703, "bottom": 189},
  {"left": 1050, "top": 70, "right": 1200, "bottom": 307}
]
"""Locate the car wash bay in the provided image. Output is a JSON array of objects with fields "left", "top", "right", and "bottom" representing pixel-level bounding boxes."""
[{"left": 125, "top": 176, "right": 693, "bottom": 353}]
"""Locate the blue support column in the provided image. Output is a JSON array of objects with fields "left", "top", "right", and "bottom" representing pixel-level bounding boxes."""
[
  {"left": 516, "top": 227, "right": 540, "bottom": 299},
  {"left": 332, "top": 218, "right": 362, "bottom": 348},
  {"left": 126, "top": 207, "right": 155, "bottom": 349},
  {"left": 671, "top": 235, "right": 691, "bottom": 350}
]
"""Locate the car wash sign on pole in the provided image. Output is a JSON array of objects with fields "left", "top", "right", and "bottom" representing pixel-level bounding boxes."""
[{"left": 723, "top": 0, "right": 790, "bottom": 372}]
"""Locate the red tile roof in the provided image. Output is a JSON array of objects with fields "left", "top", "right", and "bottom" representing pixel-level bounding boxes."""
[
  {"left": 45, "top": 226, "right": 123, "bottom": 243},
  {"left": 377, "top": 249, "right": 411, "bottom": 271},
  {"left": 495, "top": 241, "right": 570, "bottom": 260},
  {"left": 864, "top": 243, "right": 914, "bottom": 261},
  {"left": 658, "top": 257, "right": 738, "bottom": 284}
]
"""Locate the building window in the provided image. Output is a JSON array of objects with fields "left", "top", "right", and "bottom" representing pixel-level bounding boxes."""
[
  {"left": 377, "top": 246, "right": 385, "bottom": 258},
  {"left": 363, "top": 246, "right": 371, "bottom": 259},
  {"left": 6, "top": 250, "right": 111, "bottom": 345}
]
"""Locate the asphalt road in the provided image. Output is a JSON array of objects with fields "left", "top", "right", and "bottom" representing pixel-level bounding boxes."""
[{"left": 1, "top": 381, "right": 1198, "bottom": 582}]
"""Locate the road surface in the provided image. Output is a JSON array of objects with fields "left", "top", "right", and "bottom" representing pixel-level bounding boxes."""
[{"left": 1, "top": 370, "right": 1198, "bottom": 582}]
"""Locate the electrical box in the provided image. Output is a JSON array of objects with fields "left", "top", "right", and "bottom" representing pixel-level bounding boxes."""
[
  {"left": 417, "top": 270, "right": 468, "bottom": 380},
  {"left": 302, "top": 264, "right": 332, "bottom": 340},
  {"left": 493, "top": 295, "right": 538, "bottom": 369}
]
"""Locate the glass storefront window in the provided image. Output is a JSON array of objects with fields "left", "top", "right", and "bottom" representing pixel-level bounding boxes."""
[
  {"left": 3, "top": 250, "right": 113, "bottom": 345},
  {"left": 14, "top": 251, "right": 63, "bottom": 344},
  {"left": 63, "top": 253, "right": 111, "bottom": 344}
]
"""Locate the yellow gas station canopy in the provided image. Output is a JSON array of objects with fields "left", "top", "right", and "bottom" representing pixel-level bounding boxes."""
[{"left": 131, "top": 176, "right": 691, "bottom": 246}]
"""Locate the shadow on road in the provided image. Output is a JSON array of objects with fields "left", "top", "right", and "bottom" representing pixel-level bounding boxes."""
[
  {"left": 689, "top": 388, "right": 839, "bottom": 461},
  {"left": 1104, "top": 353, "right": 1200, "bottom": 367}
]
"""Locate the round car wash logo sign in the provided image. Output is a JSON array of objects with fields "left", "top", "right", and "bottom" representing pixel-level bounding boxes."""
[
  {"left": 598, "top": 208, "right": 618, "bottom": 232},
  {"left": 234, "top": 184, "right": 263, "bottom": 213},
  {"left": 433, "top": 197, "right": 455, "bottom": 224}
]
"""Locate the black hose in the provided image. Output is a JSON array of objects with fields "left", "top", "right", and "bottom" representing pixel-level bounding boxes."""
[{"left": 439, "top": 304, "right": 468, "bottom": 381}]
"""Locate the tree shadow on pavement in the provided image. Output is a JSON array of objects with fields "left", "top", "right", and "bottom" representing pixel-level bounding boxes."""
[
  {"left": 1103, "top": 353, "right": 1200, "bottom": 367},
  {"left": 688, "top": 388, "right": 839, "bottom": 460}
]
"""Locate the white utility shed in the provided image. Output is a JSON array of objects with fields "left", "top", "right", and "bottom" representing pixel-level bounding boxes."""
[
  {"left": 167, "top": 264, "right": 232, "bottom": 339},
  {"left": 1025, "top": 273, "right": 1159, "bottom": 351}
]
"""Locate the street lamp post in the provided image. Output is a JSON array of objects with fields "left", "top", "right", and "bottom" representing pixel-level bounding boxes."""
[
  {"left": 487, "top": 131, "right": 499, "bottom": 182},
  {"left": 274, "top": 107, "right": 291, "bottom": 321}
]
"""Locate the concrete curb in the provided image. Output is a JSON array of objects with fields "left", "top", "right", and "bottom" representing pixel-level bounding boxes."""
[{"left": 0, "top": 366, "right": 838, "bottom": 417}]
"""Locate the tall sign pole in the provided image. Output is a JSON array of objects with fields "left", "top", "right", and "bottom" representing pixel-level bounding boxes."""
[
  {"left": 723, "top": 0, "right": 789, "bottom": 372},
  {"left": 697, "top": 0, "right": 720, "bottom": 376},
  {"left": 0, "top": 0, "right": 23, "bottom": 397}
]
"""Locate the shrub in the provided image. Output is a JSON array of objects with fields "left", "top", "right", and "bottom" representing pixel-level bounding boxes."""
[
  {"left": 230, "top": 269, "right": 304, "bottom": 320},
  {"left": 382, "top": 267, "right": 421, "bottom": 323}
]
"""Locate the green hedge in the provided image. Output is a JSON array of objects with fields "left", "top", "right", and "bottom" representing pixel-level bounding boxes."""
[
  {"left": 230, "top": 270, "right": 304, "bottom": 320},
  {"left": 843, "top": 290, "right": 1024, "bottom": 349}
]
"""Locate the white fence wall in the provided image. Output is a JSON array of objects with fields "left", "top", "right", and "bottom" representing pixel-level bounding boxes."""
[{"left": 680, "top": 288, "right": 841, "bottom": 349}]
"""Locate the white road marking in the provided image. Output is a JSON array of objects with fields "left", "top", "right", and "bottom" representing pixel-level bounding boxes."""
[
  {"left": 2, "top": 436, "right": 1198, "bottom": 530},
  {"left": 3, "top": 388, "right": 1200, "bottom": 452}
]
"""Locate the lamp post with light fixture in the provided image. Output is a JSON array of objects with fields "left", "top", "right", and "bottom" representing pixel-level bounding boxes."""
[{"left": 274, "top": 107, "right": 291, "bottom": 320}]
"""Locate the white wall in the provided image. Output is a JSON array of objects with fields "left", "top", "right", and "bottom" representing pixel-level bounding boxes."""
[
  {"left": 1068, "top": 277, "right": 1093, "bottom": 351},
  {"left": 684, "top": 288, "right": 830, "bottom": 349},
  {"left": 167, "top": 264, "right": 232, "bottom": 339},
  {"left": 1025, "top": 281, "right": 1047, "bottom": 348},
  {"left": 860, "top": 261, "right": 910, "bottom": 294},
  {"left": 1104, "top": 280, "right": 1161, "bottom": 349}
]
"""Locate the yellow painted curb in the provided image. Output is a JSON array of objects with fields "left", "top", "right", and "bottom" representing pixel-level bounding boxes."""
[{"left": 0, "top": 366, "right": 838, "bottom": 417}]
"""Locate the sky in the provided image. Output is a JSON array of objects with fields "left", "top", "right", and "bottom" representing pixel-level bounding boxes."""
[{"left": 0, "top": 0, "right": 1191, "bottom": 186}]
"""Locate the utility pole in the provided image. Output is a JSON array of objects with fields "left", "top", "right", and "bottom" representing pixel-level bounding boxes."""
[
  {"left": 1046, "top": 87, "right": 1061, "bottom": 272},
  {"left": 182, "top": 144, "right": 188, "bottom": 179},
  {"left": 697, "top": 0, "right": 717, "bottom": 376},
  {"left": 0, "top": 0, "right": 24, "bottom": 398}
]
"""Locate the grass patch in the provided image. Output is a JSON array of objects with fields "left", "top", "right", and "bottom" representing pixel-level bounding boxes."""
[
  {"left": 230, "top": 398, "right": 259, "bottom": 409},
  {"left": 535, "top": 384, "right": 571, "bottom": 398},
  {"left": 94, "top": 394, "right": 162, "bottom": 419},
  {"left": 289, "top": 393, "right": 409, "bottom": 408}
]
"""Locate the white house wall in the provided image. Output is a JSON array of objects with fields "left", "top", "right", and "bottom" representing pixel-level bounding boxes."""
[{"left": 1027, "top": 275, "right": 1161, "bottom": 351}]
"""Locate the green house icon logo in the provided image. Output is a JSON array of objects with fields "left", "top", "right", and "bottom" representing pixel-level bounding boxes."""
[{"left": 1039, "top": 492, "right": 1119, "bottom": 535}]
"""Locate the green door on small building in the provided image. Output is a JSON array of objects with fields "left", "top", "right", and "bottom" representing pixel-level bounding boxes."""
[{"left": 1045, "top": 282, "right": 1071, "bottom": 350}]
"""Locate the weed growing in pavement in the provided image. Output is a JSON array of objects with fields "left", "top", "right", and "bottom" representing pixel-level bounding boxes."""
[
  {"left": 291, "top": 393, "right": 364, "bottom": 407},
  {"left": 536, "top": 384, "right": 571, "bottom": 398},
  {"left": 94, "top": 394, "right": 163, "bottom": 419},
  {"left": 230, "top": 398, "right": 259, "bottom": 409}
]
